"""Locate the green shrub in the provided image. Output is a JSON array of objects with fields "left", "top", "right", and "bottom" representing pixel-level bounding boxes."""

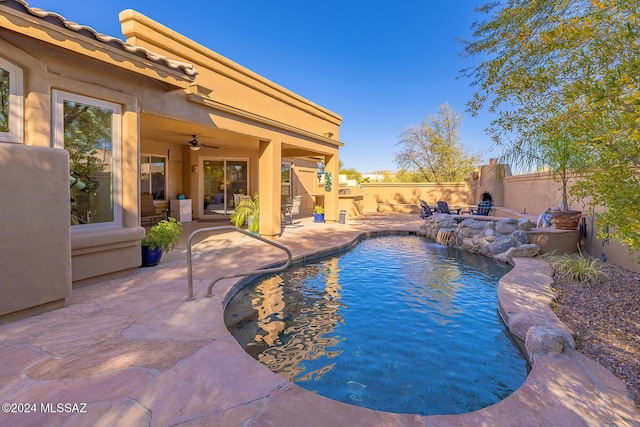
[
  {"left": 141, "top": 217, "right": 182, "bottom": 253},
  {"left": 542, "top": 249, "right": 608, "bottom": 285}
]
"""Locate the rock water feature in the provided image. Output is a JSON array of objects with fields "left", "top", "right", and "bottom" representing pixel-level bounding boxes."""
[{"left": 420, "top": 214, "right": 540, "bottom": 262}]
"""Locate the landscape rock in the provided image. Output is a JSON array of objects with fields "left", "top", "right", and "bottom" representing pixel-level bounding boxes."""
[
  {"left": 423, "top": 215, "right": 540, "bottom": 262},
  {"left": 512, "top": 230, "right": 529, "bottom": 245},
  {"left": 506, "top": 244, "right": 540, "bottom": 260},
  {"left": 488, "top": 236, "right": 517, "bottom": 254},
  {"left": 525, "top": 325, "right": 568, "bottom": 362}
]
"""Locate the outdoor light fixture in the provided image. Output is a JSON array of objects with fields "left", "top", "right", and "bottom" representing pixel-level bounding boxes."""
[{"left": 188, "top": 135, "right": 201, "bottom": 151}]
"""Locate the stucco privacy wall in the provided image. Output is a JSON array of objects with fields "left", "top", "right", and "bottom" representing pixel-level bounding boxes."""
[
  {"left": 0, "top": 144, "right": 70, "bottom": 319},
  {"left": 505, "top": 172, "right": 640, "bottom": 272},
  {"left": 361, "top": 182, "right": 473, "bottom": 213},
  {"left": 356, "top": 165, "right": 639, "bottom": 272},
  {"left": 504, "top": 172, "right": 583, "bottom": 215}
]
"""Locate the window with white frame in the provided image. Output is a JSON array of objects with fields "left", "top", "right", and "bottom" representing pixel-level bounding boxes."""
[
  {"left": 0, "top": 57, "right": 24, "bottom": 143},
  {"left": 140, "top": 154, "right": 167, "bottom": 200},
  {"left": 52, "top": 90, "right": 122, "bottom": 229}
]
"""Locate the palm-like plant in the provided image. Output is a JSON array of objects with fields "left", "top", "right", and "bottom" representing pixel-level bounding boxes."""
[
  {"left": 499, "top": 134, "right": 592, "bottom": 211},
  {"left": 230, "top": 193, "right": 259, "bottom": 234}
]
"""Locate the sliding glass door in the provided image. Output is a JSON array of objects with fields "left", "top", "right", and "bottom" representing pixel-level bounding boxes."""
[{"left": 201, "top": 158, "right": 249, "bottom": 218}]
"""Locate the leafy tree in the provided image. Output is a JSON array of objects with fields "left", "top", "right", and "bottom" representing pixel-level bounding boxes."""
[
  {"left": 64, "top": 101, "right": 112, "bottom": 180},
  {"left": 462, "top": 0, "right": 640, "bottom": 254},
  {"left": 339, "top": 165, "right": 366, "bottom": 184},
  {"left": 64, "top": 100, "right": 113, "bottom": 224},
  {"left": 0, "top": 68, "right": 8, "bottom": 132},
  {"left": 394, "top": 103, "right": 481, "bottom": 182}
]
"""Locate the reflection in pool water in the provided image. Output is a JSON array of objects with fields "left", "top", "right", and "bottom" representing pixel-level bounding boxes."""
[{"left": 225, "top": 235, "right": 528, "bottom": 415}]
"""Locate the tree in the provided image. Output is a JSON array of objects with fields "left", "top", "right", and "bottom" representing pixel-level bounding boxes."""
[
  {"left": 394, "top": 103, "right": 481, "bottom": 182},
  {"left": 499, "top": 134, "right": 594, "bottom": 211},
  {"left": 462, "top": 0, "right": 640, "bottom": 254},
  {"left": 0, "top": 68, "right": 8, "bottom": 132},
  {"left": 339, "top": 161, "right": 366, "bottom": 184}
]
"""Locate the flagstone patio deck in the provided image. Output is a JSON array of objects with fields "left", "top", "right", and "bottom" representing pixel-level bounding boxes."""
[{"left": 0, "top": 214, "right": 637, "bottom": 426}]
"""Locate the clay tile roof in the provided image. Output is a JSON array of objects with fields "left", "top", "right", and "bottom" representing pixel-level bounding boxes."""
[{"left": 2, "top": 0, "right": 198, "bottom": 76}]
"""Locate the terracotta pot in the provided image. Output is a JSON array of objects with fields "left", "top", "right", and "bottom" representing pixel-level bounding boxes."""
[{"left": 551, "top": 210, "right": 581, "bottom": 230}]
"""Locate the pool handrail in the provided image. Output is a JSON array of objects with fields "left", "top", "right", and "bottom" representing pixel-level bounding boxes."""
[{"left": 186, "top": 225, "right": 293, "bottom": 300}]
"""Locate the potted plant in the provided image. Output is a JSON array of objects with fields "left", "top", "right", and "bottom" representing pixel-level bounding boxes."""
[
  {"left": 499, "top": 133, "right": 592, "bottom": 230},
  {"left": 141, "top": 217, "right": 183, "bottom": 266},
  {"left": 313, "top": 205, "right": 325, "bottom": 223},
  {"left": 231, "top": 192, "right": 259, "bottom": 234}
]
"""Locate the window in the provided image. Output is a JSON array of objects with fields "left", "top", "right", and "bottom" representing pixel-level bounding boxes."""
[
  {"left": 281, "top": 162, "right": 292, "bottom": 202},
  {"left": 140, "top": 155, "right": 167, "bottom": 200},
  {"left": 53, "top": 91, "right": 121, "bottom": 229},
  {"left": 0, "top": 57, "right": 24, "bottom": 143}
]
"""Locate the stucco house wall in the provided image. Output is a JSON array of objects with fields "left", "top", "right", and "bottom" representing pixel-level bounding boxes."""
[
  {"left": 0, "top": 0, "right": 343, "bottom": 320},
  {"left": 118, "top": 10, "right": 342, "bottom": 141},
  {"left": 0, "top": 144, "right": 70, "bottom": 321}
]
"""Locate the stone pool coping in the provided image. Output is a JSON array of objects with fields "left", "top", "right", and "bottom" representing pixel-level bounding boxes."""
[{"left": 0, "top": 214, "right": 637, "bottom": 426}]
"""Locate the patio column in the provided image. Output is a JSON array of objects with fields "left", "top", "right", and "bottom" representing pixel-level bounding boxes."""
[
  {"left": 324, "top": 153, "right": 339, "bottom": 223},
  {"left": 258, "top": 139, "right": 282, "bottom": 238}
]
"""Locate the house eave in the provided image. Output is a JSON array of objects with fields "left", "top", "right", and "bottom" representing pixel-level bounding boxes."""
[
  {"left": 186, "top": 92, "right": 344, "bottom": 150},
  {"left": 0, "top": 1, "right": 196, "bottom": 88}
]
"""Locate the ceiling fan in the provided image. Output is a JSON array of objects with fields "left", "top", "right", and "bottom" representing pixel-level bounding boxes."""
[{"left": 188, "top": 134, "right": 219, "bottom": 150}]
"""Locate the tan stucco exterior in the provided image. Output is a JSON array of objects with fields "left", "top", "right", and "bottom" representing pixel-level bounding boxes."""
[
  {"left": 0, "top": 144, "right": 70, "bottom": 320},
  {"left": 0, "top": 0, "right": 343, "bottom": 320},
  {"left": 118, "top": 9, "right": 343, "bottom": 236}
]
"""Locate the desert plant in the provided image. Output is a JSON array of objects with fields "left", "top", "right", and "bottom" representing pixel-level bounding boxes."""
[
  {"left": 542, "top": 248, "right": 608, "bottom": 285},
  {"left": 141, "top": 217, "right": 182, "bottom": 253},
  {"left": 499, "top": 134, "right": 592, "bottom": 211},
  {"left": 231, "top": 192, "right": 259, "bottom": 234}
]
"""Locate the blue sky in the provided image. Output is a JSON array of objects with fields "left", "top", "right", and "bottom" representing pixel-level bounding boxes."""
[{"left": 29, "top": 0, "right": 499, "bottom": 172}]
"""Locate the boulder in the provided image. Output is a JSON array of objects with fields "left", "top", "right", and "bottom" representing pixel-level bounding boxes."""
[
  {"left": 488, "top": 236, "right": 517, "bottom": 254},
  {"left": 525, "top": 325, "right": 569, "bottom": 362},
  {"left": 495, "top": 219, "right": 519, "bottom": 235},
  {"left": 512, "top": 230, "right": 529, "bottom": 245},
  {"left": 506, "top": 244, "right": 540, "bottom": 260},
  {"left": 517, "top": 218, "right": 532, "bottom": 231}
]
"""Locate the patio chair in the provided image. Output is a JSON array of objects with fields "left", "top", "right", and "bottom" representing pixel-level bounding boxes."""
[
  {"left": 437, "top": 201, "right": 463, "bottom": 215},
  {"left": 473, "top": 201, "right": 493, "bottom": 216},
  {"left": 282, "top": 195, "right": 303, "bottom": 226},
  {"left": 436, "top": 201, "right": 452, "bottom": 214},
  {"left": 419, "top": 200, "right": 436, "bottom": 219},
  {"left": 140, "top": 193, "right": 166, "bottom": 226}
]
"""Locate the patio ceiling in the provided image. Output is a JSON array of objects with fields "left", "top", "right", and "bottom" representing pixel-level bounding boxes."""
[
  {"left": 140, "top": 113, "right": 261, "bottom": 151},
  {"left": 141, "top": 112, "right": 330, "bottom": 162}
]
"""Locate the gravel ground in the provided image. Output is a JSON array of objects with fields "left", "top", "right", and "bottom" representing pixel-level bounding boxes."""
[{"left": 550, "top": 264, "right": 640, "bottom": 411}]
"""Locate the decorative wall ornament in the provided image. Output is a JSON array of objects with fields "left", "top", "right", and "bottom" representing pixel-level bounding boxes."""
[{"left": 324, "top": 172, "right": 332, "bottom": 192}]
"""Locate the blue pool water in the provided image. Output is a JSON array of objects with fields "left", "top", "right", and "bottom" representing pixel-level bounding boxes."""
[{"left": 225, "top": 235, "right": 528, "bottom": 415}]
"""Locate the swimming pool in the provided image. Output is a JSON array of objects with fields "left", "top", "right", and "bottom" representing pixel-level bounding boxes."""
[{"left": 225, "top": 235, "right": 529, "bottom": 415}]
